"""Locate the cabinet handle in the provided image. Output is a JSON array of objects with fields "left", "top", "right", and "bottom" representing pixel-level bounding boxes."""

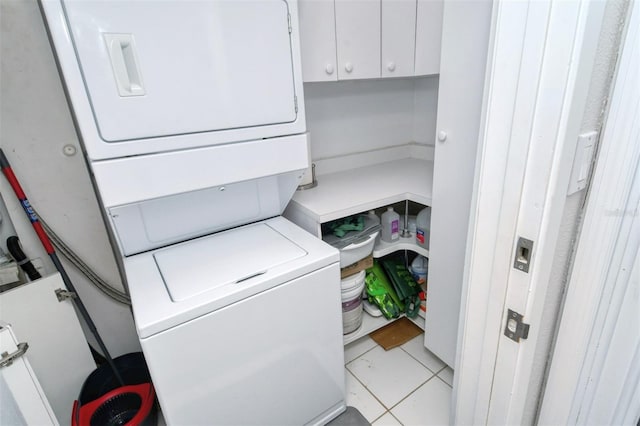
[
  {"left": 438, "top": 131, "right": 448, "bottom": 142},
  {"left": 325, "top": 64, "right": 334, "bottom": 75},
  {"left": 345, "top": 62, "right": 353, "bottom": 73},
  {"left": 387, "top": 62, "right": 396, "bottom": 72}
]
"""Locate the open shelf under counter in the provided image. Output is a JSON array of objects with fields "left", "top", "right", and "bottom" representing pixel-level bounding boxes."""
[
  {"left": 343, "top": 309, "right": 426, "bottom": 346},
  {"left": 289, "top": 158, "right": 434, "bottom": 226}
]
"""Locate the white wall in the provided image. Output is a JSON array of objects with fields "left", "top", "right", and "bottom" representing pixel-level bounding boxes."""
[
  {"left": 0, "top": 0, "right": 140, "bottom": 357},
  {"left": 522, "top": 1, "right": 630, "bottom": 422},
  {"left": 304, "top": 75, "right": 438, "bottom": 160}
]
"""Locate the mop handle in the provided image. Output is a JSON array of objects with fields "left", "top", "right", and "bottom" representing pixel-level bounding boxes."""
[
  {"left": 0, "top": 148, "right": 125, "bottom": 386},
  {"left": 0, "top": 150, "right": 55, "bottom": 255}
]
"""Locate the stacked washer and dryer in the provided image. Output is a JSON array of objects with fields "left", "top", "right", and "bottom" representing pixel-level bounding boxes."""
[{"left": 40, "top": 1, "right": 346, "bottom": 424}]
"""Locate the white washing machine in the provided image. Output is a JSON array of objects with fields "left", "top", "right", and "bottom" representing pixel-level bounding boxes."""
[
  {"left": 40, "top": 0, "right": 346, "bottom": 423},
  {"left": 125, "top": 218, "right": 345, "bottom": 424}
]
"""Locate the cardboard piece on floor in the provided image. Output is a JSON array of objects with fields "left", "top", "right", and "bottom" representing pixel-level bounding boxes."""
[{"left": 369, "top": 317, "right": 423, "bottom": 351}]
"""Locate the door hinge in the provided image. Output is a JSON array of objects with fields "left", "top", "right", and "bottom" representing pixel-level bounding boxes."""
[
  {"left": 0, "top": 342, "right": 29, "bottom": 369},
  {"left": 55, "top": 288, "right": 77, "bottom": 302},
  {"left": 287, "top": 13, "right": 292, "bottom": 34},
  {"left": 294, "top": 96, "right": 298, "bottom": 113},
  {"left": 504, "top": 309, "right": 530, "bottom": 342}
]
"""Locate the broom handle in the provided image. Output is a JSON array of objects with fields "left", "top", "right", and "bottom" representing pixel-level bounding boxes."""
[{"left": 0, "top": 149, "right": 124, "bottom": 386}]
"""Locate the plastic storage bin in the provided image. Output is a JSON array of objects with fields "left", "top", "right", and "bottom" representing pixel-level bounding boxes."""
[{"left": 323, "top": 215, "right": 380, "bottom": 267}]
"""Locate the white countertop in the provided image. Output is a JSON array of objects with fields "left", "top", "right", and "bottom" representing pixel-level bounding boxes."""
[{"left": 290, "top": 158, "right": 434, "bottom": 223}]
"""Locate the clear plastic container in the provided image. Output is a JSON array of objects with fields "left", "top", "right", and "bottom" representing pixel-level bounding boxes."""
[
  {"left": 410, "top": 255, "right": 428, "bottom": 285},
  {"left": 367, "top": 210, "right": 380, "bottom": 226},
  {"left": 381, "top": 207, "right": 400, "bottom": 243},
  {"left": 416, "top": 207, "right": 431, "bottom": 248}
]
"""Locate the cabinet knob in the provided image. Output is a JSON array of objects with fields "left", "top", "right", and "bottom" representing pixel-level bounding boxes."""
[
  {"left": 325, "top": 64, "right": 334, "bottom": 75},
  {"left": 387, "top": 62, "right": 396, "bottom": 72},
  {"left": 345, "top": 62, "right": 353, "bottom": 73},
  {"left": 438, "top": 131, "right": 448, "bottom": 142}
]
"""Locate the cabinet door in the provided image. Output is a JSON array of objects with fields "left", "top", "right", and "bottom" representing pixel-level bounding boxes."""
[
  {"left": 0, "top": 273, "right": 96, "bottom": 423},
  {"left": 425, "top": 0, "right": 493, "bottom": 368},
  {"left": 415, "top": 0, "right": 443, "bottom": 76},
  {"left": 335, "top": 0, "right": 381, "bottom": 80},
  {"left": 381, "top": 0, "right": 417, "bottom": 78},
  {"left": 0, "top": 325, "right": 58, "bottom": 426},
  {"left": 298, "top": 0, "right": 338, "bottom": 82}
]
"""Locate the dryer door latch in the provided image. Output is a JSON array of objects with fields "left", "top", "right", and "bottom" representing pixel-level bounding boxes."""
[{"left": 504, "top": 309, "right": 530, "bottom": 343}]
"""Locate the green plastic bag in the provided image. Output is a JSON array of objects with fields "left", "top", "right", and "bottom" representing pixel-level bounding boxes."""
[
  {"left": 380, "top": 258, "right": 421, "bottom": 318},
  {"left": 365, "top": 261, "right": 403, "bottom": 319}
]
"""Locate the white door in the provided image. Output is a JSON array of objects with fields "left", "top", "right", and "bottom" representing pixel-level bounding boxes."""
[
  {"left": 0, "top": 273, "right": 96, "bottom": 423},
  {"left": 454, "top": 0, "right": 615, "bottom": 424},
  {"left": 335, "top": 0, "right": 381, "bottom": 80},
  {"left": 0, "top": 324, "right": 58, "bottom": 426},
  {"left": 298, "top": 0, "right": 338, "bottom": 82},
  {"left": 538, "top": 4, "right": 640, "bottom": 422},
  {"left": 381, "top": 0, "right": 416, "bottom": 78},
  {"left": 414, "top": 0, "right": 443, "bottom": 76},
  {"left": 424, "top": 0, "right": 493, "bottom": 368}
]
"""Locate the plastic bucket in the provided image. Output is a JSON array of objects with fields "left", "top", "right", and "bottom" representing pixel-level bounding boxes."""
[
  {"left": 341, "top": 270, "right": 366, "bottom": 335},
  {"left": 72, "top": 352, "right": 157, "bottom": 426}
]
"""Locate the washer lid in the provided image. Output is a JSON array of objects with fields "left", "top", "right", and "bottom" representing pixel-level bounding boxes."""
[{"left": 153, "top": 223, "right": 307, "bottom": 302}]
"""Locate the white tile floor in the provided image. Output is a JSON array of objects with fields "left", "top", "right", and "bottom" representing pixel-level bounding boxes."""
[{"left": 344, "top": 334, "right": 453, "bottom": 426}]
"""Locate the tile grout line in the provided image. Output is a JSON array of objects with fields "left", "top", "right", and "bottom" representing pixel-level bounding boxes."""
[
  {"left": 344, "top": 340, "right": 379, "bottom": 365},
  {"left": 435, "top": 374, "right": 453, "bottom": 389},
  {"left": 434, "top": 365, "right": 453, "bottom": 388},
  {"left": 349, "top": 352, "right": 439, "bottom": 422},
  {"left": 370, "top": 410, "right": 388, "bottom": 424},
  {"left": 344, "top": 367, "right": 392, "bottom": 415},
  {"left": 398, "top": 344, "right": 443, "bottom": 376},
  {"left": 346, "top": 337, "right": 452, "bottom": 422},
  {"left": 396, "top": 343, "right": 454, "bottom": 387},
  {"left": 370, "top": 409, "right": 405, "bottom": 426},
  {"left": 386, "top": 373, "right": 440, "bottom": 414},
  {"left": 388, "top": 411, "right": 404, "bottom": 425}
]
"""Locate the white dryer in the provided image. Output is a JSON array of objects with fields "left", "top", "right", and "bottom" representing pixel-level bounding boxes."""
[{"left": 40, "top": 0, "right": 346, "bottom": 423}]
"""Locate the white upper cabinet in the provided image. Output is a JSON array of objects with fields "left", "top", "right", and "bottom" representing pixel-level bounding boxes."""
[
  {"left": 335, "top": 0, "right": 381, "bottom": 80},
  {"left": 298, "top": 0, "right": 338, "bottom": 82},
  {"left": 415, "top": 0, "right": 444, "bottom": 76},
  {"left": 381, "top": 0, "right": 417, "bottom": 78},
  {"left": 298, "top": 0, "right": 441, "bottom": 81}
]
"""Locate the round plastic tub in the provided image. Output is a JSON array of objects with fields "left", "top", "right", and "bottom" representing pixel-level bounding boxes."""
[
  {"left": 341, "top": 270, "right": 366, "bottom": 335},
  {"left": 72, "top": 352, "right": 157, "bottom": 426}
]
